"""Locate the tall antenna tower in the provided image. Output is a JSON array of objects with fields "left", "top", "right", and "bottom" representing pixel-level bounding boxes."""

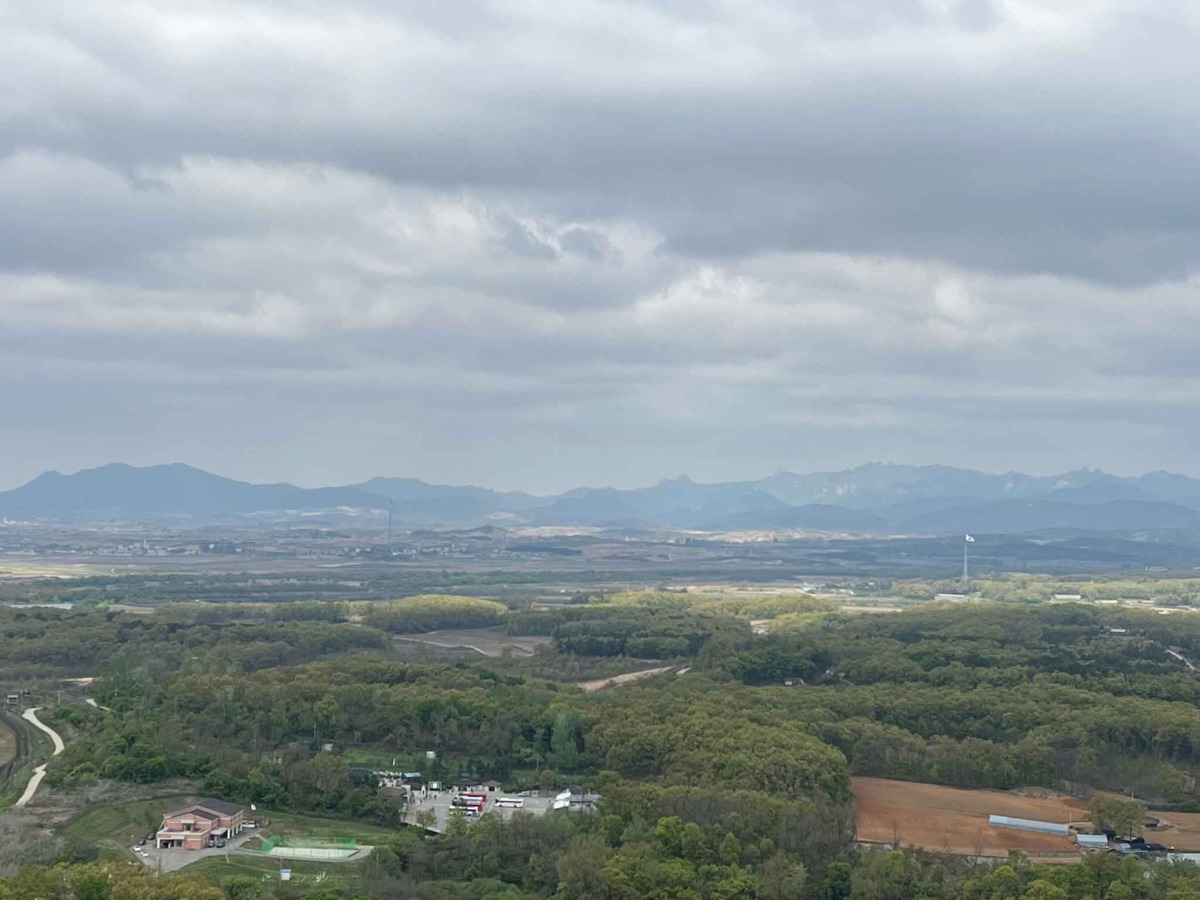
[{"left": 386, "top": 500, "right": 394, "bottom": 550}]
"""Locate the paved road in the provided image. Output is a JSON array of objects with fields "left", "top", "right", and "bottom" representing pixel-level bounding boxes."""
[{"left": 14, "top": 707, "right": 65, "bottom": 808}]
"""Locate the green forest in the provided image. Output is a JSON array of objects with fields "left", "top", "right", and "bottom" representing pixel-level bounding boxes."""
[{"left": 8, "top": 589, "right": 1200, "bottom": 897}]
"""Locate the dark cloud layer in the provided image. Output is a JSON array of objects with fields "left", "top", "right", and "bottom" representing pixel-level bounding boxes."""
[{"left": 3, "top": 1, "right": 1200, "bottom": 491}]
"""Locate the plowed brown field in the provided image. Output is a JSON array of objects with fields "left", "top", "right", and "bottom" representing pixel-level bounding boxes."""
[
  {"left": 1140, "top": 812, "right": 1200, "bottom": 851},
  {"left": 854, "top": 778, "right": 1200, "bottom": 857},
  {"left": 853, "top": 777, "right": 1087, "bottom": 856}
]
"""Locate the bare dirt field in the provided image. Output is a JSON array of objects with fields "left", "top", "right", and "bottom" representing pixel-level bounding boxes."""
[
  {"left": 0, "top": 560, "right": 116, "bottom": 579},
  {"left": 392, "top": 628, "right": 551, "bottom": 658},
  {"left": 854, "top": 778, "right": 1200, "bottom": 856},
  {"left": 1139, "top": 812, "right": 1200, "bottom": 851},
  {"left": 853, "top": 777, "right": 1087, "bottom": 856}
]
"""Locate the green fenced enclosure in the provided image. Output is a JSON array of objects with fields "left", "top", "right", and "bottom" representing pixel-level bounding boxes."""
[{"left": 249, "top": 835, "right": 358, "bottom": 860}]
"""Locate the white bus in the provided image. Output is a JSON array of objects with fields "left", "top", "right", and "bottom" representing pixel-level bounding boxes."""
[{"left": 496, "top": 797, "right": 524, "bottom": 808}]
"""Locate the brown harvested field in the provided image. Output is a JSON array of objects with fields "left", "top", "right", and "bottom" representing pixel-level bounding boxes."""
[
  {"left": 392, "top": 628, "right": 551, "bottom": 658},
  {"left": 1140, "top": 811, "right": 1200, "bottom": 851},
  {"left": 853, "top": 777, "right": 1088, "bottom": 856}
]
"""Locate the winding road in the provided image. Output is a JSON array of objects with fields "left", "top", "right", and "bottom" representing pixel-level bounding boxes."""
[{"left": 14, "top": 707, "right": 65, "bottom": 808}]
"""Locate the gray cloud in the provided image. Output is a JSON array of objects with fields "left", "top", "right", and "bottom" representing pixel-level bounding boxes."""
[{"left": 3, "top": 1, "right": 1200, "bottom": 491}]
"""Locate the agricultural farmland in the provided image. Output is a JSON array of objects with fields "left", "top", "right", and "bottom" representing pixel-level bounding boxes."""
[
  {"left": 853, "top": 777, "right": 1088, "bottom": 856},
  {"left": 853, "top": 777, "right": 1200, "bottom": 858}
]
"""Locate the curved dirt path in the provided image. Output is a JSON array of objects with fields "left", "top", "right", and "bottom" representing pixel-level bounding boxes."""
[
  {"left": 576, "top": 666, "right": 676, "bottom": 693},
  {"left": 1167, "top": 648, "right": 1197, "bottom": 672},
  {"left": 14, "top": 707, "right": 65, "bottom": 808}
]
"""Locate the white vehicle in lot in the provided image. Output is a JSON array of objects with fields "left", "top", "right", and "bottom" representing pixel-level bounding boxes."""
[{"left": 496, "top": 797, "right": 524, "bottom": 808}]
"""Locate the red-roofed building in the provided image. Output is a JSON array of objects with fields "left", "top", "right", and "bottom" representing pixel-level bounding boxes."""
[{"left": 156, "top": 798, "right": 246, "bottom": 849}]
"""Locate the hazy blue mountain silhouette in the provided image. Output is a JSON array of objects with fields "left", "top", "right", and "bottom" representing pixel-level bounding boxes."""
[{"left": 6, "top": 461, "right": 1200, "bottom": 533}]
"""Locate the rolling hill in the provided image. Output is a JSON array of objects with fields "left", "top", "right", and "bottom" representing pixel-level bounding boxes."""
[{"left": 7, "top": 461, "right": 1200, "bottom": 536}]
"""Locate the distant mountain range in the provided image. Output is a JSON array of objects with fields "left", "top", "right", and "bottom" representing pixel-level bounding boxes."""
[{"left": 7, "top": 461, "right": 1200, "bottom": 536}]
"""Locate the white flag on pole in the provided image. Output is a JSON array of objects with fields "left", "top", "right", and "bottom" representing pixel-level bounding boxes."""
[{"left": 964, "top": 534, "right": 975, "bottom": 542}]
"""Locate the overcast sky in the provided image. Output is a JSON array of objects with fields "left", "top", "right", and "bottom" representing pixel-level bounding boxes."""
[{"left": 4, "top": 1, "right": 1200, "bottom": 492}]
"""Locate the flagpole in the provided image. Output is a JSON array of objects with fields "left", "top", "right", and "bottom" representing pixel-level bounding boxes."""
[{"left": 962, "top": 535, "right": 969, "bottom": 585}]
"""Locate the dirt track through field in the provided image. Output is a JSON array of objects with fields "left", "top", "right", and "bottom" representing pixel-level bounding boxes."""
[{"left": 576, "top": 666, "right": 676, "bottom": 692}]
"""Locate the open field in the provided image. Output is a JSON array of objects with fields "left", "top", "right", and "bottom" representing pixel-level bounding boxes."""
[
  {"left": 853, "top": 777, "right": 1087, "bottom": 856},
  {"left": 393, "top": 627, "right": 551, "bottom": 658},
  {"left": 252, "top": 809, "right": 400, "bottom": 844},
  {"left": 1136, "top": 812, "right": 1200, "bottom": 851},
  {"left": 853, "top": 777, "right": 1200, "bottom": 856},
  {"left": 61, "top": 794, "right": 198, "bottom": 854},
  {"left": 182, "top": 855, "right": 364, "bottom": 893},
  {"left": 0, "top": 560, "right": 120, "bottom": 579}
]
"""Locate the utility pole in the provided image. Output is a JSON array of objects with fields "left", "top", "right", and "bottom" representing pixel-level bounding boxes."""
[{"left": 386, "top": 500, "right": 393, "bottom": 550}]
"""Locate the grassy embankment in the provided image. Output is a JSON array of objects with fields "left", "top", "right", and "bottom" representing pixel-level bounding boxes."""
[
  {"left": 61, "top": 794, "right": 197, "bottom": 858},
  {"left": 0, "top": 718, "right": 15, "bottom": 768}
]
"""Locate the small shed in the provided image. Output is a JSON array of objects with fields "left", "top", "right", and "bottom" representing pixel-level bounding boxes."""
[{"left": 988, "top": 815, "right": 1070, "bottom": 836}]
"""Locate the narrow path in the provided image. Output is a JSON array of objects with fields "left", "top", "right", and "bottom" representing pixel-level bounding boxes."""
[
  {"left": 85, "top": 698, "right": 113, "bottom": 712},
  {"left": 576, "top": 666, "right": 676, "bottom": 693},
  {"left": 14, "top": 707, "right": 65, "bottom": 808},
  {"left": 1167, "top": 648, "right": 1197, "bottom": 672}
]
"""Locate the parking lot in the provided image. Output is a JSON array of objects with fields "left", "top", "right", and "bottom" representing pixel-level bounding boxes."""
[
  {"left": 134, "top": 829, "right": 257, "bottom": 874},
  {"left": 404, "top": 789, "right": 559, "bottom": 832}
]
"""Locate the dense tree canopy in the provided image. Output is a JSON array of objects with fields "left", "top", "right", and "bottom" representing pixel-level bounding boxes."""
[{"left": 10, "top": 595, "right": 1200, "bottom": 898}]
